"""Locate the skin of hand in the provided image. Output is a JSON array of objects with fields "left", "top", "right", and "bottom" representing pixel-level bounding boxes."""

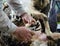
[
  {"left": 13, "top": 26, "right": 35, "bottom": 42},
  {"left": 21, "top": 13, "right": 36, "bottom": 25}
]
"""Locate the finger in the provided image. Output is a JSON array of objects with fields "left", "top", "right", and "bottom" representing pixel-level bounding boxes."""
[
  {"left": 23, "top": 18, "right": 28, "bottom": 24},
  {"left": 25, "top": 30, "right": 35, "bottom": 40},
  {"left": 14, "top": 33, "right": 23, "bottom": 41},
  {"left": 27, "top": 18, "right": 31, "bottom": 24},
  {"left": 22, "top": 33, "right": 31, "bottom": 42},
  {"left": 22, "top": 30, "right": 31, "bottom": 42},
  {"left": 32, "top": 19, "right": 36, "bottom": 23},
  {"left": 18, "top": 31, "right": 27, "bottom": 41},
  {"left": 18, "top": 34, "right": 25, "bottom": 41},
  {"left": 30, "top": 19, "right": 36, "bottom": 25},
  {"left": 25, "top": 23, "right": 31, "bottom": 27},
  {"left": 26, "top": 34, "right": 32, "bottom": 42}
]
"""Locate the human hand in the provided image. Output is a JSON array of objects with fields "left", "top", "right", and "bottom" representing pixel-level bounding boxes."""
[
  {"left": 22, "top": 13, "right": 36, "bottom": 25},
  {"left": 13, "top": 26, "right": 35, "bottom": 42}
]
